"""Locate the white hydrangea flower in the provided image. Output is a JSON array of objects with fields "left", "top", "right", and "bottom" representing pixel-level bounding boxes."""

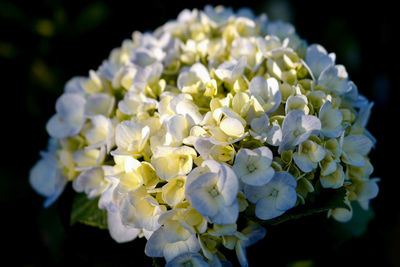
[
  {"left": 285, "top": 94, "right": 309, "bottom": 115},
  {"left": 305, "top": 44, "right": 335, "bottom": 80},
  {"left": 145, "top": 209, "right": 201, "bottom": 262},
  {"left": 72, "top": 166, "right": 109, "bottom": 199},
  {"left": 185, "top": 160, "right": 239, "bottom": 225},
  {"left": 249, "top": 76, "right": 281, "bottom": 114},
  {"left": 151, "top": 146, "right": 197, "bottom": 180},
  {"left": 30, "top": 151, "right": 67, "bottom": 207},
  {"left": 46, "top": 93, "right": 86, "bottom": 139},
  {"left": 30, "top": 6, "right": 379, "bottom": 266},
  {"left": 177, "top": 62, "right": 211, "bottom": 93},
  {"left": 161, "top": 176, "right": 186, "bottom": 207},
  {"left": 231, "top": 37, "right": 262, "bottom": 70},
  {"left": 113, "top": 120, "right": 150, "bottom": 156},
  {"left": 72, "top": 147, "right": 105, "bottom": 171},
  {"left": 341, "top": 134, "right": 373, "bottom": 167},
  {"left": 355, "top": 178, "right": 380, "bottom": 210},
  {"left": 120, "top": 188, "right": 164, "bottom": 232},
  {"left": 118, "top": 91, "right": 158, "bottom": 116},
  {"left": 215, "top": 56, "right": 247, "bottom": 86},
  {"left": 328, "top": 195, "right": 353, "bottom": 223},
  {"left": 166, "top": 253, "right": 209, "bottom": 267},
  {"left": 319, "top": 101, "right": 343, "bottom": 138},
  {"left": 85, "top": 115, "right": 114, "bottom": 152},
  {"left": 84, "top": 93, "right": 115, "bottom": 117},
  {"left": 98, "top": 176, "right": 142, "bottom": 243},
  {"left": 293, "top": 140, "right": 326, "bottom": 172},
  {"left": 249, "top": 114, "right": 282, "bottom": 146},
  {"left": 244, "top": 171, "right": 297, "bottom": 220},
  {"left": 233, "top": 146, "right": 275, "bottom": 186},
  {"left": 279, "top": 110, "right": 321, "bottom": 153},
  {"left": 131, "top": 62, "right": 163, "bottom": 93},
  {"left": 320, "top": 163, "right": 345, "bottom": 189},
  {"left": 318, "top": 65, "right": 353, "bottom": 95}
]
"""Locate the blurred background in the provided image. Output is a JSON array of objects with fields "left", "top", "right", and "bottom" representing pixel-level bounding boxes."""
[{"left": 0, "top": 0, "right": 396, "bottom": 266}]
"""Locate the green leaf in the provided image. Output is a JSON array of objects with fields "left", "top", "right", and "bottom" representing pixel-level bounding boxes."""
[
  {"left": 70, "top": 193, "right": 108, "bottom": 229},
  {"left": 263, "top": 187, "right": 349, "bottom": 226}
]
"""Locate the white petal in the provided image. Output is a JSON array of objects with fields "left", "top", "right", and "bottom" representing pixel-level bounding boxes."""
[
  {"left": 343, "top": 135, "right": 372, "bottom": 156},
  {"left": 115, "top": 121, "right": 149, "bottom": 153},
  {"left": 275, "top": 185, "right": 297, "bottom": 211},
  {"left": 243, "top": 184, "right": 273, "bottom": 204},
  {"left": 267, "top": 59, "right": 282, "bottom": 80},
  {"left": 215, "top": 57, "right": 246, "bottom": 82},
  {"left": 318, "top": 65, "right": 351, "bottom": 95},
  {"left": 305, "top": 44, "right": 335, "bottom": 79},
  {"left": 98, "top": 176, "right": 120, "bottom": 212},
  {"left": 72, "top": 167, "right": 108, "bottom": 199},
  {"left": 342, "top": 151, "right": 366, "bottom": 167},
  {"left": 189, "top": 173, "right": 219, "bottom": 217},
  {"left": 145, "top": 228, "right": 167, "bottom": 258},
  {"left": 64, "top": 77, "right": 86, "bottom": 94},
  {"left": 249, "top": 76, "right": 267, "bottom": 97},
  {"left": 281, "top": 110, "right": 302, "bottom": 136},
  {"left": 357, "top": 178, "right": 379, "bottom": 209},
  {"left": 84, "top": 93, "right": 115, "bottom": 117},
  {"left": 211, "top": 200, "right": 239, "bottom": 225},
  {"left": 165, "top": 115, "right": 189, "bottom": 141},
  {"left": 300, "top": 113, "right": 321, "bottom": 133},
  {"left": 241, "top": 225, "right": 266, "bottom": 247},
  {"left": 220, "top": 117, "right": 244, "bottom": 137},
  {"left": 255, "top": 196, "right": 282, "bottom": 220},
  {"left": 250, "top": 114, "right": 269, "bottom": 133},
  {"left": 275, "top": 171, "right": 297, "bottom": 188},
  {"left": 249, "top": 76, "right": 281, "bottom": 114},
  {"left": 330, "top": 206, "right": 353, "bottom": 223},
  {"left": 166, "top": 253, "right": 209, "bottom": 267},
  {"left": 175, "top": 99, "right": 203, "bottom": 125},
  {"left": 107, "top": 210, "right": 140, "bottom": 243},
  {"left": 242, "top": 167, "right": 275, "bottom": 186},
  {"left": 73, "top": 148, "right": 101, "bottom": 169},
  {"left": 29, "top": 154, "right": 66, "bottom": 207},
  {"left": 217, "top": 163, "right": 239, "bottom": 205},
  {"left": 194, "top": 137, "right": 214, "bottom": 160},
  {"left": 163, "top": 234, "right": 201, "bottom": 262},
  {"left": 132, "top": 63, "right": 163, "bottom": 91},
  {"left": 265, "top": 77, "right": 282, "bottom": 113},
  {"left": 46, "top": 114, "right": 73, "bottom": 139},
  {"left": 235, "top": 242, "right": 248, "bottom": 267},
  {"left": 191, "top": 63, "right": 210, "bottom": 83},
  {"left": 285, "top": 95, "right": 308, "bottom": 115},
  {"left": 293, "top": 154, "right": 317, "bottom": 172},
  {"left": 85, "top": 115, "right": 113, "bottom": 150}
]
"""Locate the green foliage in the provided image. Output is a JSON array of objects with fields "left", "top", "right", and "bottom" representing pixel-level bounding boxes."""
[{"left": 70, "top": 193, "right": 108, "bottom": 229}]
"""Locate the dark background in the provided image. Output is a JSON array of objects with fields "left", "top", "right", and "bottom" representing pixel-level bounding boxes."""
[{"left": 0, "top": 0, "right": 397, "bottom": 266}]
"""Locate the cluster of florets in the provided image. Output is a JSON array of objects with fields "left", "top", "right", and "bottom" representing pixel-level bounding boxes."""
[{"left": 30, "top": 6, "right": 379, "bottom": 266}]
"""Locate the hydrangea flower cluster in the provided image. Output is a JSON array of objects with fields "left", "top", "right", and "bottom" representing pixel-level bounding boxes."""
[{"left": 30, "top": 6, "right": 379, "bottom": 266}]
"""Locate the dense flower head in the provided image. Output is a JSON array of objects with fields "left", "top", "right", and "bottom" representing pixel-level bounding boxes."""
[{"left": 30, "top": 5, "right": 379, "bottom": 266}]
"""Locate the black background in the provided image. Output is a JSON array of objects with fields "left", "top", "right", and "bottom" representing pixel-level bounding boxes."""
[{"left": 0, "top": 0, "right": 397, "bottom": 266}]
